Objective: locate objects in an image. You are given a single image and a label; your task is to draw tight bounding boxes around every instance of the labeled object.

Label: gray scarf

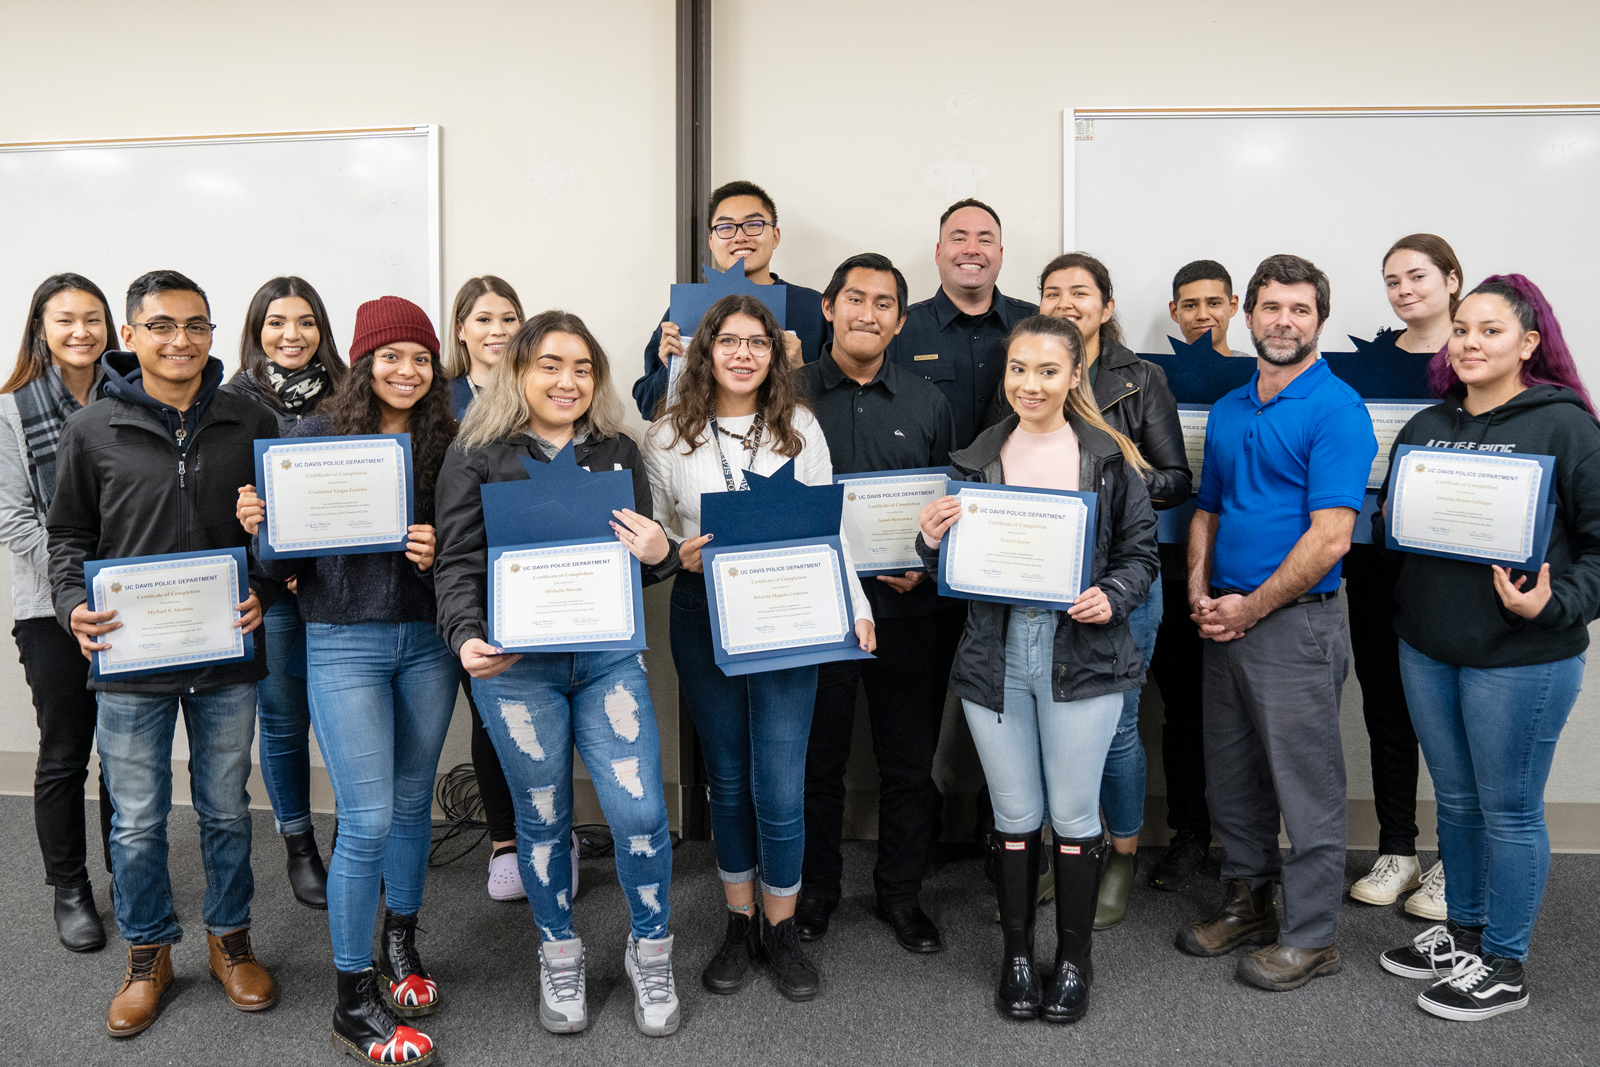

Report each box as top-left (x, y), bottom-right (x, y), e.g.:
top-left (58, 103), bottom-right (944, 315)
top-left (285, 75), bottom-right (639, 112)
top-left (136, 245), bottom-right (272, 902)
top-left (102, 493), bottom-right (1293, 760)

top-left (14, 365), bottom-right (91, 509)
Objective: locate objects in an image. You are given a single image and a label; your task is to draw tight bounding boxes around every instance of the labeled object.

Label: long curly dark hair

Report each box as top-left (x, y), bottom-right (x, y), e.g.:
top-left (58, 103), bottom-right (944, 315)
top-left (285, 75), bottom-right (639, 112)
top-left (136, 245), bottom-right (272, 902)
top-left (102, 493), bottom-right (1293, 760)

top-left (314, 351), bottom-right (458, 521)
top-left (659, 294), bottom-right (807, 457)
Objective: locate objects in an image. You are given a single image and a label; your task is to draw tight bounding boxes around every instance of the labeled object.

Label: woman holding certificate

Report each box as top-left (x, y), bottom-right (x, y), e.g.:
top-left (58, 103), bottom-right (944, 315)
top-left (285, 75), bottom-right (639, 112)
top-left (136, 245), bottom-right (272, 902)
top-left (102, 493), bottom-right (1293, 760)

top-left (220, 276), bottom-right (348, 911)
top-left (645, 294), bottom-right (874, 1004)
top-left (1376, 276), bottom-right (1600, 1023)
top-left (433, 310), bottom-right (683, 1038)
top-left (239, 296), bottom-right (457, 1066)
top-left (916, 314), bottom-right (1157, 1024)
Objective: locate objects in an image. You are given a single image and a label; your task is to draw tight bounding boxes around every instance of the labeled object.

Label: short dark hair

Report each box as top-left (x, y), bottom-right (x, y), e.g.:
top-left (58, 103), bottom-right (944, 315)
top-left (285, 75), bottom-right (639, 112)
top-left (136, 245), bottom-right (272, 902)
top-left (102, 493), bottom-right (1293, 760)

top-left (821, 253), bottom-right (908, 317)
top-left (126, 269), bottom-right (209, 321)
top-left (938, 198), bottom-right (1002, 237)
top-left (707, 180), bottom-right (777, 230)
top-left (1243, 254), bottom-right (1330, 325)
top-left (1172, 259), bottom-right (1233, 302)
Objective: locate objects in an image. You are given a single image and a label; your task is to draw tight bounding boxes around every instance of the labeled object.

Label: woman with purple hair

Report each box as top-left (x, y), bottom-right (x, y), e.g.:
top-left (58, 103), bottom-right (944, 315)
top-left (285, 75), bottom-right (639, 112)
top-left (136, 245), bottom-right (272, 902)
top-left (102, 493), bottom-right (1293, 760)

top-left (1374, 275), bottom-right (1600, 1022)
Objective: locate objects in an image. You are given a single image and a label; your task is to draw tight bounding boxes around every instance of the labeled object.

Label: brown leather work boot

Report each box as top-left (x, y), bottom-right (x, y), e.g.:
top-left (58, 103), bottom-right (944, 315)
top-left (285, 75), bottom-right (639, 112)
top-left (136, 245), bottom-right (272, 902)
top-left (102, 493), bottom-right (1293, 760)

top-left (1175, 879), bottom-right (1279, 957)
top-left (107, 944), bottom-right (173, 1037)
top-left (1237, 942), bottom-right (1343, 991)
top-left (209, 929), bottom-right (277, 1011)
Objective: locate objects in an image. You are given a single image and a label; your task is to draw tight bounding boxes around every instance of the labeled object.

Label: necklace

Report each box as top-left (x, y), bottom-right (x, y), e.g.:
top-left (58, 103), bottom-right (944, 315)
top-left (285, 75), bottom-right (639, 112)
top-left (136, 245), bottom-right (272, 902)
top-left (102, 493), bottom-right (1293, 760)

top-left (710, 411), bottom-right (765, 492)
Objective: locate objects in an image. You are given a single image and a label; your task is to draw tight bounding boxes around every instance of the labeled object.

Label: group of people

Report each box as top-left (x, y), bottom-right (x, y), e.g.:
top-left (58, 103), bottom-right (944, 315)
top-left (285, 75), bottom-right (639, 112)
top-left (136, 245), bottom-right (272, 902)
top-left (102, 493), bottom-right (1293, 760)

top-left (11, 180), bottom-right (1591, 1062)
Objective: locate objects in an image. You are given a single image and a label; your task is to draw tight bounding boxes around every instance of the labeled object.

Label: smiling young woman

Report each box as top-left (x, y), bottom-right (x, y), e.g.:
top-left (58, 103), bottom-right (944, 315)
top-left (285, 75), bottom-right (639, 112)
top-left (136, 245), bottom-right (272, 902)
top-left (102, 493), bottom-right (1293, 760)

top-left (445, 276), bottom-right (526, 418)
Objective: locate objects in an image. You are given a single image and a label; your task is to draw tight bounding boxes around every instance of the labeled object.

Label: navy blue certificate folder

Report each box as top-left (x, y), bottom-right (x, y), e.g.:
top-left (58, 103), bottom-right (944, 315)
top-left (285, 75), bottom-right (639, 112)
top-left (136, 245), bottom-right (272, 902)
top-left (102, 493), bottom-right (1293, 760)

top-left (669, 258), bottom-right (787, 337)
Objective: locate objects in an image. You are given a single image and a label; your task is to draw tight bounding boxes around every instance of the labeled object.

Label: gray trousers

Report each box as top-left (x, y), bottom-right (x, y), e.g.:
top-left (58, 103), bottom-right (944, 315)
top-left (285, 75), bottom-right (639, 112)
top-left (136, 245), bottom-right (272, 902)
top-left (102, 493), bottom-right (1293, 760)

top-left (1202, 597), bottom-right (1349, 947)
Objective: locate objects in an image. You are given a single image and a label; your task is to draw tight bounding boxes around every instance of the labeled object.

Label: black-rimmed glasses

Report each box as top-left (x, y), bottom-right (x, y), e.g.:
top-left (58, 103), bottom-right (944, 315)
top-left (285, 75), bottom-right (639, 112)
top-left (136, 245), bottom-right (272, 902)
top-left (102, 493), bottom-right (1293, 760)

top-left (131, 321), bottom-right (216, 342)
top-left (711, 220), bottom-right (773, 239)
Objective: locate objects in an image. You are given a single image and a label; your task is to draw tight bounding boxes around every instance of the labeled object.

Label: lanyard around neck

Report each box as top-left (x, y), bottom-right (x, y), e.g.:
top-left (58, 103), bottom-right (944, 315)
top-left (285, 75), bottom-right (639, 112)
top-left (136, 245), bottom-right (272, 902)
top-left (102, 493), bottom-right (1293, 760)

top-left (710, 412), bottom-right (764, 493)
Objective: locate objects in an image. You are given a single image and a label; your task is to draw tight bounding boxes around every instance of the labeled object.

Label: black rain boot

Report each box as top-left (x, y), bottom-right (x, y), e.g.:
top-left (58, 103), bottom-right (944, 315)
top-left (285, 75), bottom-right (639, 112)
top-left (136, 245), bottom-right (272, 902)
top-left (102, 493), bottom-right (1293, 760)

top-left (1043, 835), bottom-right (1105, 1023)
top-left (376, 910), bottom-right (440, 1018)
top-left (285, 828), bottom-right (328, 910)
top-left (332, 967), bottom-right (436, 1064)
top-left (993, 828), bottom-right (1043, 1019)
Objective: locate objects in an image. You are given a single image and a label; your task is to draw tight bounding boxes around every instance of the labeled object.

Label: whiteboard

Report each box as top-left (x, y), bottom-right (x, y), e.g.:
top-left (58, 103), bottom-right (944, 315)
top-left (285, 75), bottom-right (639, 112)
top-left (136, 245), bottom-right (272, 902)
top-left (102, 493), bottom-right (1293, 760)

top-left (1065, 107), bottom-right (1600, 373)
top-left (0, 126), bottom-right (439, 375)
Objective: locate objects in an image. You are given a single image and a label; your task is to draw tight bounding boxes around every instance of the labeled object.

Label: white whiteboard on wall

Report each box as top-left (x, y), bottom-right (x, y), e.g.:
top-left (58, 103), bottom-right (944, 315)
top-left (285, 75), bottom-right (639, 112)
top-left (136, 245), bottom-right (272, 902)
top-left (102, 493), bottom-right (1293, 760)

top-left (1064, 106), bottom-right (1600, 374)
top-left (0, 126), bottom-right (439, 375)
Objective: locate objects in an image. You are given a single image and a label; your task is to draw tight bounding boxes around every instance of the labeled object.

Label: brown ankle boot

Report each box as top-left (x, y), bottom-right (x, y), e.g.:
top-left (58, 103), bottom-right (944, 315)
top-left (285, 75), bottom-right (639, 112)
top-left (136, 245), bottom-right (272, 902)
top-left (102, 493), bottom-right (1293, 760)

top-left (208, 929), bottom-right (276, 1011)
top-left (108, 944), bottom-right (173, 1037)
top-left (1175, 879), bottom-right (1279, 957)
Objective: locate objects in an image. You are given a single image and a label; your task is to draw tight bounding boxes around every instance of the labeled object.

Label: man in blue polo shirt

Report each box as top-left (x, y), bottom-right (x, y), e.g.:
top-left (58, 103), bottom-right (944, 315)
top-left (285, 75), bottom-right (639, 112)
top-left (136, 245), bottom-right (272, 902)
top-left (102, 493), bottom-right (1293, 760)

top-left (1176, 254), bottom-right (1376, 993)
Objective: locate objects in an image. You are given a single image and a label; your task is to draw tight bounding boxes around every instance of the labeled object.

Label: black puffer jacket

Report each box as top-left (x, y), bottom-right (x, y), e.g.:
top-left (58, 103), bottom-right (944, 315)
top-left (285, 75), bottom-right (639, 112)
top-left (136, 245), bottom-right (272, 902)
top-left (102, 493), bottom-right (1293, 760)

top-left (916, 412), bottom-right (1159, 710)
top-left (433, 431), bottom-right (679, 656)
top-left (987, 337), bottom-right (1190, 509)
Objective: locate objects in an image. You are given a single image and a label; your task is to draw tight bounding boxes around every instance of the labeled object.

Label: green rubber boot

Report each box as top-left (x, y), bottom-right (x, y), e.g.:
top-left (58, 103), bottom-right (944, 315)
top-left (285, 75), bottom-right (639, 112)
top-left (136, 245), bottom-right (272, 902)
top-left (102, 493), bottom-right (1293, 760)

top-left (1093, 851), bottom-right (1137, 931)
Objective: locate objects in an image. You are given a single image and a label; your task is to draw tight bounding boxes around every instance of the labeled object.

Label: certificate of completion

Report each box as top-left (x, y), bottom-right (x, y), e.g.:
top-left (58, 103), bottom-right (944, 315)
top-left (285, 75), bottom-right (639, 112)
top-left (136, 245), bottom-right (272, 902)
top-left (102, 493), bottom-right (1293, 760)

top-left (836, 468), bottom-right (949, 573)
top-left (257, 435), bottom-right (411, 557)
top-left (711, 543), bottom-right (850, 656)
top-left (87, 550), bottom-right (247, 678)
top-left (1177, 405), bottom-right (1209, 489)
top-left (1390, 449), bottom-right (1548, 563)
top-left (942, 486), bottom-right (1092, 606)
top-left (491, 541), bottom-right (636, 648)
top-left (1366, 401), bottom-right (1433, 489)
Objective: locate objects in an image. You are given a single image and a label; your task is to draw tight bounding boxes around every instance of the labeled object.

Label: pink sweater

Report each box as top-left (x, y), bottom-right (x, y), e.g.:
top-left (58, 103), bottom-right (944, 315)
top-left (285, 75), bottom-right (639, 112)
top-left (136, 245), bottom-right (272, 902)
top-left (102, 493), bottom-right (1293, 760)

top-left (1000, 421), bottom-right (1080, 491)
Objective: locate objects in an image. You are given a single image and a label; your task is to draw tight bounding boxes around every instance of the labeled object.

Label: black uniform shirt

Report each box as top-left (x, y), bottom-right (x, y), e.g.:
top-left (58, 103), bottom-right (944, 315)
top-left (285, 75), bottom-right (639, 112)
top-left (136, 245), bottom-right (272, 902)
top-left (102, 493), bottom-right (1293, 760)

top-left (799, 347), bottom-right (955, 619)
top-left (885, 285), bottom-right (1037, 450)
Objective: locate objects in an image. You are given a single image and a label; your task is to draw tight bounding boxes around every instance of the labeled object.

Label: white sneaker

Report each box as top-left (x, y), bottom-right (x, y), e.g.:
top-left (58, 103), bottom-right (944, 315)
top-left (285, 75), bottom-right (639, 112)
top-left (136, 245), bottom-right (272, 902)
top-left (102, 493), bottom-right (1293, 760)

top-left (625, 934), bottom-right (681, 1037)
top-left (487, 847), bottom-right (526, 901)
top-left (538, 937), bottom-right (587, 1033)
top-left (1405, 861), bottom-right (1449, 920)
top-left (1349, 853), bottom-right (1422, 905)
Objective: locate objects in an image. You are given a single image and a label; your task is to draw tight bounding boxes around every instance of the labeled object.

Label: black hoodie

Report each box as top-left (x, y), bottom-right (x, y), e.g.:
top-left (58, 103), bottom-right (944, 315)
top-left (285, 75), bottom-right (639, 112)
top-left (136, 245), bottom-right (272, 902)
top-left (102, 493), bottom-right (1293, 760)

top-left (1378, 385), bottom-right (1600, 668)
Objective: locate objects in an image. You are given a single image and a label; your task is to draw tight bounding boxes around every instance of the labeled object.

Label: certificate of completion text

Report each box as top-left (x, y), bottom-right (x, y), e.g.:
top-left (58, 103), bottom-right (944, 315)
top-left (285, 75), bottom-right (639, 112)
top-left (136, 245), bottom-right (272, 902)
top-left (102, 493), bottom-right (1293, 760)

top-left (838, 472), bottom-right (947, 572)
top-left (1391, 452), bottom-right (1544, 563)
top-left (493, 542), bottom-right (635, 646)
top-left (93, 555), bottom-right (243, 675)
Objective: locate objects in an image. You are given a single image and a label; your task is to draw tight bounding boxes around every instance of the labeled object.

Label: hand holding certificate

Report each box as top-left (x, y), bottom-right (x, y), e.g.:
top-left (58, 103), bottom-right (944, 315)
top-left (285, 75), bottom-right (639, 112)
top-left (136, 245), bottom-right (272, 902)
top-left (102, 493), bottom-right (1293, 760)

top-left (1386, 445), bottom-right (1557, 566)
top-left (81, 548), bottom-right (255, 679)
top-left (927, 485), bottom-right (1097, 610)
top-left (252, 435), bottom-right (414, 559)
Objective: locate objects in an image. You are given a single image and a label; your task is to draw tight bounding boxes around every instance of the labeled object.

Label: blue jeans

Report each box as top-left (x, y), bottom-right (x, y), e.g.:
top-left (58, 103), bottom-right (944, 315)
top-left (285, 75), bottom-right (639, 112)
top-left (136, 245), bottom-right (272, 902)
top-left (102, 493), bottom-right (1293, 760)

top-left (670, 573), bottom-right (816, 896)
top-left (96, 683), bottom-right (259, 945)
top-left (1398, 640), bottom-right (1582, 960)
top-left (258, 596), bottom-right (312, 834)
top-left (472, 651), bottom-right (672, 941)
top-left (306, 621), bottom-right (458, 972)
top-left (1100, 581), bottom-right (1160, 838)
top-left (963, 608), bottom-right (1124, 839)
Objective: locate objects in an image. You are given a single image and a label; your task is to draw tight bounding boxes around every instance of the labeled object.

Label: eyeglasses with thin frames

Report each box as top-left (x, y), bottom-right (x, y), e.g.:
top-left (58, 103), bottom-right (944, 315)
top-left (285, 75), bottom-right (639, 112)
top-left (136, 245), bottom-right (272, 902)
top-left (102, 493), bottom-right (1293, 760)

top-left (131, 321), bottom-right (216, 343)
top-left (714, 334), bottom-right (774, 355)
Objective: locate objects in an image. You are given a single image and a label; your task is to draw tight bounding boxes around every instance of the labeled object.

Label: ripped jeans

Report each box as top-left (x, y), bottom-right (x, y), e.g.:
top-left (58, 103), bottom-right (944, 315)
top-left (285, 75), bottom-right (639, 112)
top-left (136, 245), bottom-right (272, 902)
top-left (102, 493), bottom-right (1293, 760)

top-left (472, 650), bottom-right (672, 942)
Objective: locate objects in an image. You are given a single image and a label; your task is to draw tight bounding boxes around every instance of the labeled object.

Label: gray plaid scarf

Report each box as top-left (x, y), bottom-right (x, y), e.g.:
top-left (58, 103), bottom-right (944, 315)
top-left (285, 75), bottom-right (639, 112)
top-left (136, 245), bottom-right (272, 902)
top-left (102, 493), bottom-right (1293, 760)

top-left (14, 365), bottom-right (91, 509)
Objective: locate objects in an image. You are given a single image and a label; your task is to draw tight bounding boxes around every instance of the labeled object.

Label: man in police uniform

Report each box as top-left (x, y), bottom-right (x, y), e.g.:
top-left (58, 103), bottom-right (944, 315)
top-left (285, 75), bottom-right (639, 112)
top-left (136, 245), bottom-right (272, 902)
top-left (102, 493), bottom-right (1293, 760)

top-left (793, 254), bottom-right (957, 954)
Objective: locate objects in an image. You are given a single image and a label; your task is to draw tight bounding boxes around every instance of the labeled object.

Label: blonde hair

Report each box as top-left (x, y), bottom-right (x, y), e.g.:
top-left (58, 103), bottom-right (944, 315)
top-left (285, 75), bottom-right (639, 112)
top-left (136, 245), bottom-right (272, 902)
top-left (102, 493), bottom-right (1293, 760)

top-left (446, 275), bottom-right (526, 380)
top-left (456, 310), bottom-right (627, 451)
top-left (1005, 315), bottom-right (1151, 474)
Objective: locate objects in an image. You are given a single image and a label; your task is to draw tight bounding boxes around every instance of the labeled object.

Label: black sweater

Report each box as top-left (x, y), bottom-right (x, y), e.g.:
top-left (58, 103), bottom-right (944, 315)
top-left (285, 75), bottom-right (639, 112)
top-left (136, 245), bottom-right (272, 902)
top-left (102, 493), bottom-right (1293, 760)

top-left (1379, 385), bottom-right (1600, 668)
top-left (258, 414), bottom-right (437, 626)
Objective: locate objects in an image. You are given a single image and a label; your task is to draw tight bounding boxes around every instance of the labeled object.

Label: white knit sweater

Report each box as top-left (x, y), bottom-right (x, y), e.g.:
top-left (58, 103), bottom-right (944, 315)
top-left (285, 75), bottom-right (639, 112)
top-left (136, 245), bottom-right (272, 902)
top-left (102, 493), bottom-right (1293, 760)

top-left (644, 408), bottom-right (872, 626)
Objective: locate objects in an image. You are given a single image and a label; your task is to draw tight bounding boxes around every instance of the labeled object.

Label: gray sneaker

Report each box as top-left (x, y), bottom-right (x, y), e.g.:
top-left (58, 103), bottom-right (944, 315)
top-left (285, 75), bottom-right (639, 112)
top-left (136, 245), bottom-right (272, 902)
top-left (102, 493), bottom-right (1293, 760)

top-left (625, 934), bottom-right (681, 1037)
top-left (538, 937), bottom-right (586, 1034)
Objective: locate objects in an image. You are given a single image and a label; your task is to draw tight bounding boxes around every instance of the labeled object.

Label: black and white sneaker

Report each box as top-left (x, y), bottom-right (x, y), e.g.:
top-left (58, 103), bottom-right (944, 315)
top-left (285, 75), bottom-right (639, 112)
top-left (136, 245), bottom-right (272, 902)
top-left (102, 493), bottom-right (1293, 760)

top-left (1380, 921), bottom-right (1481, 979)
top-left (1418, 952), bottom-right (1528, 1021)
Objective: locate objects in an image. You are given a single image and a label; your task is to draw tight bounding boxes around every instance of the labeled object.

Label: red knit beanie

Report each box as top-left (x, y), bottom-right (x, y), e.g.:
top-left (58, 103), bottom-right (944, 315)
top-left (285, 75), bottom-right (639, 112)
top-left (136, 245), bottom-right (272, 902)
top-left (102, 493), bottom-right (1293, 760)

top-left (350, 296), bottom-right (439, 360)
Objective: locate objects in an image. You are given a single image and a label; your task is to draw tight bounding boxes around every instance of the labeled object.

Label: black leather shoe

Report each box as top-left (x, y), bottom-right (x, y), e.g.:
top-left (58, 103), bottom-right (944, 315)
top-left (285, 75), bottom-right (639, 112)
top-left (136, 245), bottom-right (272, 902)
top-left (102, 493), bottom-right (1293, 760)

top-left (875, 903), bottom-right (944, 953)
top-left (759, 916), bottom-right (822, 1001)
top-left (794, 897), bottom-right (836, 942)
top-left (1148, 831), bottom-right (1210, 892)
top-left (54, 883), bottom-right (106, 952)
top-left (702, 909), bottom-right (758, 994)
top-left (285, 828), bottom-right (329, 910)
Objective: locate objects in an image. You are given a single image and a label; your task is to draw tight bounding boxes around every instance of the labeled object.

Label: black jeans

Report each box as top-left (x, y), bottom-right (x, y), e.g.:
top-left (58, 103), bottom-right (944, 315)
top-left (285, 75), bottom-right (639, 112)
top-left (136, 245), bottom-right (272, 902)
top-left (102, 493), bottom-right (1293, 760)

top-left (801, 604), bottom-right (961, 909)
top-left (1342, 544), bottom-right (1419, 856)
top-left (1149, 579), bottom-right (1211, 842)
top-left (18, 617), bottom-right (112, 888)
top-left (463, 671), bottom-right (517, 843)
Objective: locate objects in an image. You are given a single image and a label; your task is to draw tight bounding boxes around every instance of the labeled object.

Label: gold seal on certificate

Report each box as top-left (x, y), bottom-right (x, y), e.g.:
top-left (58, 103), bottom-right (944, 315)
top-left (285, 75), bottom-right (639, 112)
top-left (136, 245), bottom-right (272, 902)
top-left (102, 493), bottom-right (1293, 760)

top-left (1390, 450), bottom-right (1547, 563)
top-left (491, 541), bottom-right (636, 647)
top-left (259, 435), bottom-right (409, 556)
top-left (836, 469), bottom-right (949, 573)
top-left (88, 551), bottom-right (246, 677)
top-left (943, 486), bottom-right (1090, 605)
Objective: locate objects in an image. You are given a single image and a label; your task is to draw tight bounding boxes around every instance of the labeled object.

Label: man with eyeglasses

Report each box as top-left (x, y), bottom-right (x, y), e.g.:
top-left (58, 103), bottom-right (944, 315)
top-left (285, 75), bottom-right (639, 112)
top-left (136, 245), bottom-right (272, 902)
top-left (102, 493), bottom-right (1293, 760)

top-left (632, 180), bottom-right (828, 418)
top-left (47, 270), bottom-right (282, 1038)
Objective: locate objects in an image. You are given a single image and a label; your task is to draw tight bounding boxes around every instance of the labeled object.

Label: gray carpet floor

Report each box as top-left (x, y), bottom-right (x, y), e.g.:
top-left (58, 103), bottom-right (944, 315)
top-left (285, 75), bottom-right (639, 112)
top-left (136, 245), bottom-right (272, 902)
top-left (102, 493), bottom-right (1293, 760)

top-left (5, 793), bottom-right (1594, 1066)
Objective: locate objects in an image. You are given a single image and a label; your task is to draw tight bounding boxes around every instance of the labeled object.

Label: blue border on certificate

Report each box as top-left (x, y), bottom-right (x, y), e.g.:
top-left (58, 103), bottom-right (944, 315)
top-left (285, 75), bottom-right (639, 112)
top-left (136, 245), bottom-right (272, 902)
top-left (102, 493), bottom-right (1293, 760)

top-left (488, 537), bottom-right (645, 653)
top-left (702, 536), bottom-right (874, 677)
top-left (938, 484), bottom-right (1098, 610)
top-left (1385, 445), bottom-right (1556, 567)
top-left (835, 466), bottom-right (954, 575)
top-left (254, 434), bottom-right (414, 559)
top-left (1365, 399), bottom-right (1434, 490)
top-left (85, 547), bottom-right (252, 680)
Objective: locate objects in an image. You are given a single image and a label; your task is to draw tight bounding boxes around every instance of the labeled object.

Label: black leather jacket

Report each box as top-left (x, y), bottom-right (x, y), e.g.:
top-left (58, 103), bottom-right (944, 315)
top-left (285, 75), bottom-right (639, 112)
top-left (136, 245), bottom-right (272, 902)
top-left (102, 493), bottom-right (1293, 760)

top-left (986, 337), bottom-right (1191, 509)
